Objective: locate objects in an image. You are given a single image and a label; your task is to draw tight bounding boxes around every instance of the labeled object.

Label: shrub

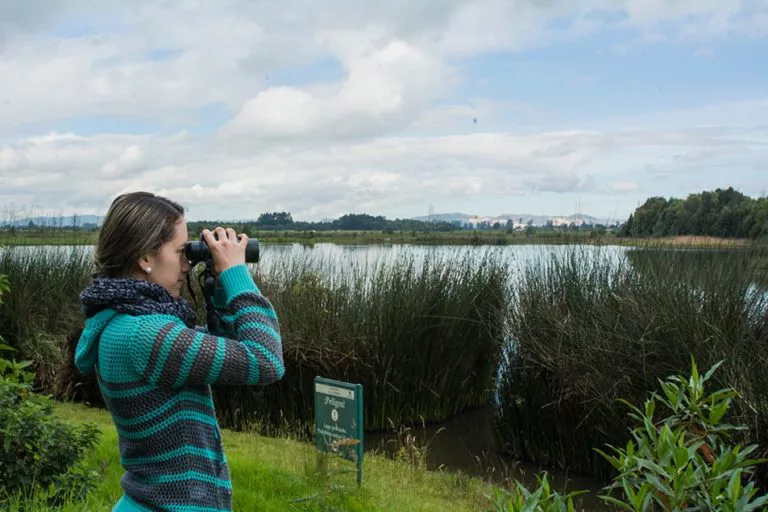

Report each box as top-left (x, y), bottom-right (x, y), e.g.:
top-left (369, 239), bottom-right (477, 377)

top-left (597, 358), bottom-right (768, 511)
top-left (489, 472), bottom-right (587, 511)
top-left (491, 359), bottom-right (768, 511)
top-left (0, 274), bottom-right (100, 507)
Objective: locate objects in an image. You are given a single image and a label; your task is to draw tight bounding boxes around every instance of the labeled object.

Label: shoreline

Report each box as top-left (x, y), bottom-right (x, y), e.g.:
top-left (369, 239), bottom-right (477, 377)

top-left (0, 231), bottom-right (756, 249)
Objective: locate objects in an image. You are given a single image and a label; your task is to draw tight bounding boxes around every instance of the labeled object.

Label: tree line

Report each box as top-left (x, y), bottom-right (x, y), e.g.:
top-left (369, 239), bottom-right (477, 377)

top-left (618, 187), bottom-right (768, 239)
top-left (187, 212), bottom-right (460, 234)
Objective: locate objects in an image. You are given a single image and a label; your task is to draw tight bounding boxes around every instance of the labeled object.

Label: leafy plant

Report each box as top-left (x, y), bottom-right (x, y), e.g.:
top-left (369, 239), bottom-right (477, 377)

top-left (596, 358), bottom-right (768, 511)
top-left (0, 275), bottom-right (101, 507)
top-left (489, 472), bottom-right (587, 512)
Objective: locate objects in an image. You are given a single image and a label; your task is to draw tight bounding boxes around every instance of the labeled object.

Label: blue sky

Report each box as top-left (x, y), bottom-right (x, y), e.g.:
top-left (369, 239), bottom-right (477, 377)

top-left (0, 0), bottom-right (766, 222)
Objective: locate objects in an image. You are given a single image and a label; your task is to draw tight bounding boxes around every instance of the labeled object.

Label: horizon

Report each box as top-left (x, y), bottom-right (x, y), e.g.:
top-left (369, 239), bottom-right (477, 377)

top-left (1, 2), bottom-right (766, 222)
top-left (0, 208), bottom-right (614, 225)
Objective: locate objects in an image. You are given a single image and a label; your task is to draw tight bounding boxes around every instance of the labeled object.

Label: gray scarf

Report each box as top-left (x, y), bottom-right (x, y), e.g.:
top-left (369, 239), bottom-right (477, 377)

top-left (80, 277), bottom-right (197, 328)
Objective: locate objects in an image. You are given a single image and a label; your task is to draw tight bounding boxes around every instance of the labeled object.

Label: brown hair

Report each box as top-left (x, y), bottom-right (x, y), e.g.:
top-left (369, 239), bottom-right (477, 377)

top-left (94, 191), bottom-right (185, 278)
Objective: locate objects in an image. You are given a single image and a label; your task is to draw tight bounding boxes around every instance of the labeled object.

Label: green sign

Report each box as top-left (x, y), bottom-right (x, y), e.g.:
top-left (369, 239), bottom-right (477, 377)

top-left (314, 377), bottom-right (364, 485)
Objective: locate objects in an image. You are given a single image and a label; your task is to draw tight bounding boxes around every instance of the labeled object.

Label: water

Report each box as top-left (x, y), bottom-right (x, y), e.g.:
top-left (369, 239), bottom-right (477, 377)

top-left (364, 406), bottom-right (611, 509)
top-left (255, 242), bottom-right (630, 274)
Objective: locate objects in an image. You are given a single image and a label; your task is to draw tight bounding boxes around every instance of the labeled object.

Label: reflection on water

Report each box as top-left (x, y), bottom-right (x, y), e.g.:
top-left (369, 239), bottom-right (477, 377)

top-left (0, 241), bottom-right (630, 266)
top-left (365, 407), bottom-right (610, 510)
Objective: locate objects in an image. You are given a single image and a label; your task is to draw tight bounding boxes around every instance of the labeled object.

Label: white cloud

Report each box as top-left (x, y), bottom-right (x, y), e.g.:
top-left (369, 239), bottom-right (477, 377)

top-left (1, 108), bottom-right (766, 220)
top-left (223, 39), bottom-right (449, 139)
top-left (0, 0), bottom-right (764, 133)
top-left (612, 181), bottom-right (640, 192)
top-left (0, 0), bottom-right (766, 221)
top-left (101, 145), bottom-right (143, 177)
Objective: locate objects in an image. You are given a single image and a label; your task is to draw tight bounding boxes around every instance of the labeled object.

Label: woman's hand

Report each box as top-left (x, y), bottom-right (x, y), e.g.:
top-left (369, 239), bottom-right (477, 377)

top-left (201, 227), bottom-right (249, 275)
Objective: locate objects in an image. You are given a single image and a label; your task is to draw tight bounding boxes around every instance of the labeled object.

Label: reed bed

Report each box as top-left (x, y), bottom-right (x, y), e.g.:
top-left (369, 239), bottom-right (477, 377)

top-left (494, 244), bottom-right (768, 481)
top-left (0, 246), bottom-right (92, 391)
top-left (208, 248), bottom-right (510, 433)
top-left (4, 241), bottom-right (767, 484)
top-left (0, 245), bottom-right (509, 433)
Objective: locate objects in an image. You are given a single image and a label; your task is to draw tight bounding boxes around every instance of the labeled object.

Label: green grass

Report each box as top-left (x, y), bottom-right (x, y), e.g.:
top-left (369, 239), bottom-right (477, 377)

top-left (0, 230), bottom-right (97, 246)
top-left (2, 228), bottom-right (754, 248)
top-left (2, 401), bottom-right (502, 511)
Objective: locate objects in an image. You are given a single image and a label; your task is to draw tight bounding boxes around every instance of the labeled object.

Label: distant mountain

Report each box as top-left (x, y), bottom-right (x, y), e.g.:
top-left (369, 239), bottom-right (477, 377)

top-left (413, 212), bottom-right (618, 227)
top-left (3, 214), bottom-right (104, 228)
top-left (3, 211), bottom-right (620, 230)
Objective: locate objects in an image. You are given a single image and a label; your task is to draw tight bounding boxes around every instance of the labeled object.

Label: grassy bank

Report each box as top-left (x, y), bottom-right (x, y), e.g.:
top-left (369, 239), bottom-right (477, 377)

top-left (495, 245), bottom-right (768, 481)
top-left (2, 401), bottom-right (500, 511)
top-left (1, 228), bottom-right (756, 248)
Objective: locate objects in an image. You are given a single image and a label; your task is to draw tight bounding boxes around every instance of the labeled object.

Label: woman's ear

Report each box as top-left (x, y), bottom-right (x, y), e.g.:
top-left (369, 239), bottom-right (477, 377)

top-left (137, 254), bottom-right (153, 275)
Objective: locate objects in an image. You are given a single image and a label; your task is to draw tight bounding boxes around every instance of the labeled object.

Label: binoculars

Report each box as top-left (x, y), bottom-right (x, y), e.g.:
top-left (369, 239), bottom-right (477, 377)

top-left (185, 236), bottom-right (260, 265)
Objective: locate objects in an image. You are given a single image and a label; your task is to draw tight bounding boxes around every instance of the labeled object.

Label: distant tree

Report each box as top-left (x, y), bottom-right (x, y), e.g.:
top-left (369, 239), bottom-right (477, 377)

top-left (618, 187), bottom-right (768, 239)
top-left (257, 211), bottom-right (294, 226)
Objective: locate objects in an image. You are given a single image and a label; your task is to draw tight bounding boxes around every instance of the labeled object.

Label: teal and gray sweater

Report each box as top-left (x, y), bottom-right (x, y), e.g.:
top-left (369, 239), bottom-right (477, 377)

top-left (75, 264), bottom-right (285, 511)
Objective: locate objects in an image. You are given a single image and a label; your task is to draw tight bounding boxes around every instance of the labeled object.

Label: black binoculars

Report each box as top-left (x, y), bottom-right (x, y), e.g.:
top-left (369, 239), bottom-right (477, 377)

top-left (185, 235), bottom-right (260, 265)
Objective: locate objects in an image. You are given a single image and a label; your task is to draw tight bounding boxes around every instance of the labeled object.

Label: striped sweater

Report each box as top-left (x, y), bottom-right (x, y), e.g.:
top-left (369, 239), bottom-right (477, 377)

top-left (75, 264), bottom-right (285, 511)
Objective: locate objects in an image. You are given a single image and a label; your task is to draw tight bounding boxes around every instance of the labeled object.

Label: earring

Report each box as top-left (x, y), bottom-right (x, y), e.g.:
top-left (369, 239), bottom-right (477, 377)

top-left (145, 267), bottom-right (152, 274)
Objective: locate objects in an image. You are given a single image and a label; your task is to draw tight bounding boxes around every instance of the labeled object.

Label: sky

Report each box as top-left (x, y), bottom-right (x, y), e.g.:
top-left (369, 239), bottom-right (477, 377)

top-left (0, 0), bottom-right (766, 223)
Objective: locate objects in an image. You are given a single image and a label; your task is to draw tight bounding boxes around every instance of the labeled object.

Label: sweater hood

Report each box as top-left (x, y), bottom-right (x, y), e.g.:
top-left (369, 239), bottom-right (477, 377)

top-left (74, 309), bottom-right (119, 375)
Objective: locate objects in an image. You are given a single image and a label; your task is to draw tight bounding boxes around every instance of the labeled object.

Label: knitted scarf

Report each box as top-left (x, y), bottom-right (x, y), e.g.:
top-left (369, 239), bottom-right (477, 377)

top-left (80, 277), bottom-right (198, 329)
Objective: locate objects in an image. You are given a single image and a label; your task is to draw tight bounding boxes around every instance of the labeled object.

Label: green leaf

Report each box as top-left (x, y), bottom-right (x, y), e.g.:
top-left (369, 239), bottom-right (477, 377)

top-left (521, 485), bottom-right (544, 512)
top-left (710, 399), bottom-right (730, 424)
top-left (703, 360), bottom-right (725, 382)
top-left (600, 495), bottom-right (636, 511)
top-left (726, 470), bottom-right (742, 498)
top-left (743, 495), bottom-right (768, 512)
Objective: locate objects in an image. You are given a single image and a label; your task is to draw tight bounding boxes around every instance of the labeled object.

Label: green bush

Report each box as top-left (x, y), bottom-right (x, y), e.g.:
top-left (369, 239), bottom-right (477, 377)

top-left (489, 472), bottom-right (586, 511)
top-left (0, 274), bottom-right (100, 507)
top-left (491, 359), bottom-right (768, 511)
top-left (597, 358), bottom-right (768, 511)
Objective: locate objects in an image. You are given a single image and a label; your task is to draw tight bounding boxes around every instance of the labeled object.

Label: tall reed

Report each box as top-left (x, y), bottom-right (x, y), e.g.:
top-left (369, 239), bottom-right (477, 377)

top-left (0, 246), bottom-right (92, 391)
top-left (209, 248), bottom-right (510, 432)
top-left (6, 245), bottom-right (509, 432)
top-left (494, 244), bottom-right (768, 481)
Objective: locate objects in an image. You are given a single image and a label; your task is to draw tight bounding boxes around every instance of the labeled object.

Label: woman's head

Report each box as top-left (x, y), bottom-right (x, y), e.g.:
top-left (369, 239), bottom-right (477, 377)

top-left (95, 191), bottom-right (192, 297)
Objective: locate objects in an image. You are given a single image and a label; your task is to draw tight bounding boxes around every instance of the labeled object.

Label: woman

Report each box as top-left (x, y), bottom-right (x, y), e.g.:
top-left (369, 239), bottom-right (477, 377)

top-left (74, 191), bottom-right (285, 511)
